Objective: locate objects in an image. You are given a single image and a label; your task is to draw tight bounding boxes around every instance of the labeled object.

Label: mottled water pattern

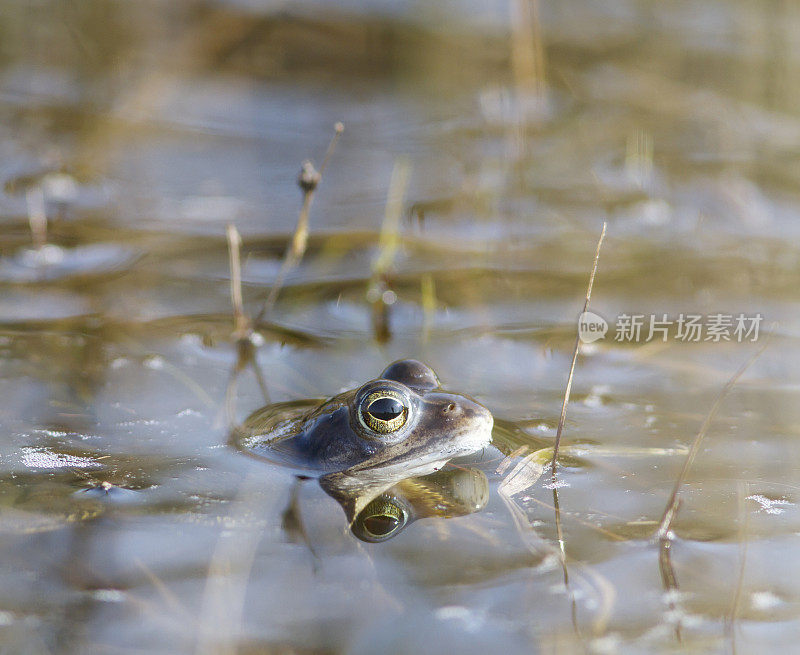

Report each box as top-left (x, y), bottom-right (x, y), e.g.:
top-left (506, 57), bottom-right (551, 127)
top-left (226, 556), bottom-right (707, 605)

top-left (1, 1), bottom-right (800, 653)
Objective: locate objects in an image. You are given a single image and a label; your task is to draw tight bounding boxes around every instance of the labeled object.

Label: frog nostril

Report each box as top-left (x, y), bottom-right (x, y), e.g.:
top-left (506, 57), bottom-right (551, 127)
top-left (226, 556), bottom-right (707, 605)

top-left (444, 403), bottom-right (456, 412)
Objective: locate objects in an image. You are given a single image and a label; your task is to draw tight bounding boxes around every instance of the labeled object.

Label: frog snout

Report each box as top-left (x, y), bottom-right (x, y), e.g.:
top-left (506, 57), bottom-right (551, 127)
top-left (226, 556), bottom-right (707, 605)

top-left (437, 397), bottom-right (494, 453)
top-left (441, 397), bottom-right (493, 428)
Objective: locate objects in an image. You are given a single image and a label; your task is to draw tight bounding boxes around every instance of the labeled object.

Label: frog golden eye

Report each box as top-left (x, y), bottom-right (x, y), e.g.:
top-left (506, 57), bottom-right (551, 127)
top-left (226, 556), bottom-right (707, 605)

top-left (363, 512), bottom-right (402, 538)
top-left (358, 390), bottom-right (408, 434)
top-left (355, 497), bottom-right (408, 542)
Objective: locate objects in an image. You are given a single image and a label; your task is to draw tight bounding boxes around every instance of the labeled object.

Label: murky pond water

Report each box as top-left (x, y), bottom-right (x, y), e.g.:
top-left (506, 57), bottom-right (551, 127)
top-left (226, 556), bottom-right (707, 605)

top-left (2, 1), bottom-right (800, 653)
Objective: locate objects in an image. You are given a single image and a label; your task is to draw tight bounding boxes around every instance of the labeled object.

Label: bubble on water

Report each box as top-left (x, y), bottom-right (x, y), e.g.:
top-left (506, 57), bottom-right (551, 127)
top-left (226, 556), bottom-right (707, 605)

top-left (543, 478), bottom-right (569, 490)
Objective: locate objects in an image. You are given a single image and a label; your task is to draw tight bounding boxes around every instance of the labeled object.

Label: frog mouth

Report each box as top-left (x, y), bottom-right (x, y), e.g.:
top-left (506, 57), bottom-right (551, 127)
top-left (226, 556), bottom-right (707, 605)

top-left (350, 415), bottom-right (494, 481)
top-left (454, 412), bottom-right (494, 455)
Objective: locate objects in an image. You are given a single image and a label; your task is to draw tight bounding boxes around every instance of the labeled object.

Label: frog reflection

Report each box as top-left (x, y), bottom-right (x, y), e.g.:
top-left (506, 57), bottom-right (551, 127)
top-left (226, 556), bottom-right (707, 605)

top-left (322, 466), bottom-right (489, 543)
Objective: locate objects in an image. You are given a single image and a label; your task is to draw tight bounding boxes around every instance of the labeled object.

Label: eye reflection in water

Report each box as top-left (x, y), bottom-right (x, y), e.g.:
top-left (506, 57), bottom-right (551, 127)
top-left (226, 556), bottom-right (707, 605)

top-left (354, 496), bottom-right (409, 542)
top-left (321, 466), bottom-right (490, 543)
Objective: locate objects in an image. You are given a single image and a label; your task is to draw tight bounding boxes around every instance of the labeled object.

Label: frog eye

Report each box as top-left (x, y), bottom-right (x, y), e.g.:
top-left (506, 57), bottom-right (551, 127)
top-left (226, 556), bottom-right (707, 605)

top-left (363, 512), bottom-right (403, 538)
top-left (358, 389), bottom-right (409, 434)
top-left (354, 497), bottom-right (408, 542)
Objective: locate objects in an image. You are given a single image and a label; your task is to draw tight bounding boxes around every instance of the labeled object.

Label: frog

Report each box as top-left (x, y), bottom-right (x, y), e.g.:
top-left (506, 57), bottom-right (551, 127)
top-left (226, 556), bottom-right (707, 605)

top-left (236, 359), bottom-right (494, 481)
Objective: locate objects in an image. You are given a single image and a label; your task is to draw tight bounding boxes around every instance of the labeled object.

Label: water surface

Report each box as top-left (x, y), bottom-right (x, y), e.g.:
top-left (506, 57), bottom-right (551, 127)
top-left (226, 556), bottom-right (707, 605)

top-left (1, 1), bottom-right (799, 653)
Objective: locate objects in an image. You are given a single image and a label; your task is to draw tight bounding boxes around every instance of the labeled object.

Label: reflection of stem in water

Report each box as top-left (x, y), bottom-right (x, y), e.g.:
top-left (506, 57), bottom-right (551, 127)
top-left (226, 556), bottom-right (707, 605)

top-left (255, 123), bottom-right (344, 324)
top-left (498, 484), bottom-right (616, 638)
top-left (222, 337), bottom-right (270, 430)
top-left (726, 481), bottom-right (750, 655)
top-left (196, 472), bottom-right (276, 655)
top-left (654, 339), bottom-right (770, 541)
top-left (550, 489), bottom-right (617, 639)
top-left (551, 221), bottom-right (606, 477)
top-left (222, 224), bottom-right (270, 428)
top-left (653, 342), bottom-right (769, 646)
top-left (551, 485), bottom-right (580, 636)
top-left (281, 476), bottom-right (317, 563)
top-left (657, 498), bottom-right (682, 642)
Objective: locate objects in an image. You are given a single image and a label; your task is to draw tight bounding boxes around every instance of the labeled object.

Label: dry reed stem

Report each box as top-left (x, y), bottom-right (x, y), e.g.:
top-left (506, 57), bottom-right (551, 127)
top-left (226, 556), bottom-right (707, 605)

top-left (226, 223), bottom-right (250, 340)
top-left (550, 221), bottom-right (606, 477)
top-left (420, 273), bottom-right (436, 343)
top-left (368, 158), bottom-right (411, 342)
top-left (374, 158), bottom-right (410, 277)
top-left (256, 123), bottom-right (344, 322)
